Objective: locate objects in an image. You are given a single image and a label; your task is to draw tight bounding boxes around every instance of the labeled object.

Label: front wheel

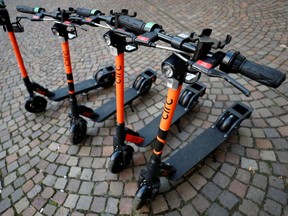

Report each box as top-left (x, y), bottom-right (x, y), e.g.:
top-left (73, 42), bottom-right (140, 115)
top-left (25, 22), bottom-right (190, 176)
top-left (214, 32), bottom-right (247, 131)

top-left (69, 118), bottom-right (87, 144)
top-left (108, 145), bottom-right (134, 173)
top-left (24, 96), bottom-right (47, 113)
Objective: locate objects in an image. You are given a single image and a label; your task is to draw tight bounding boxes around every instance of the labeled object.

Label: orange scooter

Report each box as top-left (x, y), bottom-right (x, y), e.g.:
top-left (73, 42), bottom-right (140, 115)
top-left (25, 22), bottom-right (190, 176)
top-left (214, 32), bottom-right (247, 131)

top-left (1, 2), bottom-right (115, 115)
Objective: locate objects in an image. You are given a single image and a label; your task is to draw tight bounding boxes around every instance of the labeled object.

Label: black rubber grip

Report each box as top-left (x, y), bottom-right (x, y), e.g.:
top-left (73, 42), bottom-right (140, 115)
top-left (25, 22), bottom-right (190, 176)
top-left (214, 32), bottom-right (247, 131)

top-left (16, 5), bottom-right (43, 14)
top-left (118, 15), bottom-right (146, 34)
top-left (0, 0), bottom-right (6, 8)
top-left (75, 7), bottom-right (101, 17)
top-left (240, 60), bottom-right (286, 88)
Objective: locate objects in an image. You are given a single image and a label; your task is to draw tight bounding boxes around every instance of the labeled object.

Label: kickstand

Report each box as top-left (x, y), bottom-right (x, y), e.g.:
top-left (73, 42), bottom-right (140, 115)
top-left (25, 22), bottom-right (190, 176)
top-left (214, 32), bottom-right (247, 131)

top-left (128, 102), bottom-right (134, 112)
top-left (85, 93), bottom-right (89, 100)
top-left (212, 154), bottom-right (217, 163)
top-left (175, 120), bottom-right (182, 132)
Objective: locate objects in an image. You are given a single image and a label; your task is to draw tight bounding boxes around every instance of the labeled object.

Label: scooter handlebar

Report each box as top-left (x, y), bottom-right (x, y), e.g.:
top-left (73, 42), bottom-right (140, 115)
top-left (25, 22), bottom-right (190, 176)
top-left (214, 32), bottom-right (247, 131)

top-left (240, 60), bottom-right (285, 88)
top-left (118, 15), bottom-right (146, 34)
top-left (0, 0), bottom-right (5, 8)
top-left (16, 5), bottom-right (45, 14)
top-left (75, 7), bottom-right (101, 17)
top-left (220, 51), bottom-right (286, 88)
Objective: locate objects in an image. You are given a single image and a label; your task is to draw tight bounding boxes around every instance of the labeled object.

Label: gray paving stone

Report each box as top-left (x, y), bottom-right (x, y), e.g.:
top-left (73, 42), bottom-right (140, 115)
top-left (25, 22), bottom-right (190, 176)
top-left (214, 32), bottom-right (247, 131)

top-left (246, 186), bottom-right (265, 204)
top-left (55, 165), bottom-right (69, 177)
top-left (263, 199), bottom-right (282, 216)
top-left (201, 182), bottom-right (222, 202)
top-left (76, 195), bottom-right (93, 210)
top-left (64, 194), bottom-right (79, 208)
top-left (43, 204), bottom-right (57, 216)
top-left (79, 182), bottom-right (94, 194)
top-left (239, 199), bottom-right (259, 216)
top-left (43, 175), bottom-right (57, 187)
top-left (252, 174), bottom-right (267, 190)
top-left (27, 184), bottom-right (42, 199)
top-left (105, 198), bottom-right (119, 214)
top-left (206, 203), bottom-right (229, 216)
top-left (267, 187), bottom-right (287, 205)
top-left (11, 188), bottom-right (24, 203)
top-left (80, 168), bottom-right (93, 180)
top-left (0, 198), bottom-right (11, 214)
top-left (54, 207), bottom-right (70, 216)
top-left (218, 191), bottom-right (240, 209)
top-left (180, 204), bottom-right (199, 216)
top-left (54, 178), bottom-right (68, 190)
top-left (15, 197), bottom-right (29, 214)
top-left (1, 185), bottom-right (14, 199)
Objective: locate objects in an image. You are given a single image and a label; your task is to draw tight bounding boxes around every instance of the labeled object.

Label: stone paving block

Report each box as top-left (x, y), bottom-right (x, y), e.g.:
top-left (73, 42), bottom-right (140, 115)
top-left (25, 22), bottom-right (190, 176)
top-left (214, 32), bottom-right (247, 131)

top-left (90, 197), bottom-right (106, 213)
top-left (105, 197), bottom-right (119, 214)
top-left (0, 198), bottom-right (11, 214)
top-left (263, 199), bottom-right (282, 216)
top-left (188, 173), bottom-right (208, 190)
top-left (267, 187), bottom-right (287, 205)
top-left (15, 197), bottom-right (29, 214)
top-left (79, 182), bottom-right (94, 195)
top-left (229, 180), bottom-right (247, 198)
top-left (64, 194), bottom-right (79, 208)
top-left (246, 186), bottom-right (265, 204)
top-left (206, 203), bottom-right (229, 216)
top-left (76, 195), bottom-right (93, 210)
top-left (252, 174), bottom-right (267, 190)
top-left (239, 199), bottom-right (260, 216)
top-left (43, 204), bottom-right (57, 216)
top-left (192, 194), bottom-right (210, 213)
top-left (201, 182), bottom-right (222, 201)
top-left (218, 191), bottom-right (240, 209)
top-left (176, 181), bottom-right (197, 201)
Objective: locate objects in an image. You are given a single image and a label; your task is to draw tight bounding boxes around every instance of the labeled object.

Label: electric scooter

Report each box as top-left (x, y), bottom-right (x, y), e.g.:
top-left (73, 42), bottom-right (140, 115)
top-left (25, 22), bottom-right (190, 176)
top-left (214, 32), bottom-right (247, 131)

top-left (99, 14), bottom-right (286, 209)
top-left (16, 6), bottom-right (157, 144)
top-left (134, 30), bottom-right (285, 210)
top-left (71, 8), bottom-right (208, 172)
top-left (1, 3), bottom-right (115, 114)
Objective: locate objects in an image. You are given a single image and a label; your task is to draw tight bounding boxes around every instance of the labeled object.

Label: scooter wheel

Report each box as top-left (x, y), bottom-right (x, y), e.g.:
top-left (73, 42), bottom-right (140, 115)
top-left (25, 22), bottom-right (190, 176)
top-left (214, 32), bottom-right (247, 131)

top-left (69, 118), bottom-right (87, 144)
top-left (218, 114), bottom-right (235, 132)
top-left (140, 79), bottom-right (152, 96)
top-left (179, 91), bottom-right (192, 107)
top-left (95, 70), bottom-right (115, 88)
top-left (133, 184), bottom-right (152, 210)
top-left (25, 96), bottom-right (47, 113)
top-left (133, 76), bottom-right (145, 91)
top-left (108, 145), bottom-right (134, 173)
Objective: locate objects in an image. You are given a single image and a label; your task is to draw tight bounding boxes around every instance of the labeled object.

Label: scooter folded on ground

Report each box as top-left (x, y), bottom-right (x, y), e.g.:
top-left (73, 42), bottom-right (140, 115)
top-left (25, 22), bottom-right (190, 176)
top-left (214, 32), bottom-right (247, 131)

top-left (1, 3), bottom-right (115, 115)
top-left (94, 13), bottom-right (285, 209)
top-left (16, 6), bottom-right (157, 144)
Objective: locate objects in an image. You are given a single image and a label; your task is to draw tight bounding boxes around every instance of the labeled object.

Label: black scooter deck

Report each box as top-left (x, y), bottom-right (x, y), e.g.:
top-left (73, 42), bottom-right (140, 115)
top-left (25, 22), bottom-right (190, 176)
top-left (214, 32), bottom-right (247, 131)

top-left (165, 102), bottom-right (253, 181)
top-left (93, 87), bottom-right (139, 122)
top-left (93, 68), bottom-right (157, 122)
top-left (137, 82), bottom-right (206, 147)
top-left (50, 78), bottom-right (98, 101)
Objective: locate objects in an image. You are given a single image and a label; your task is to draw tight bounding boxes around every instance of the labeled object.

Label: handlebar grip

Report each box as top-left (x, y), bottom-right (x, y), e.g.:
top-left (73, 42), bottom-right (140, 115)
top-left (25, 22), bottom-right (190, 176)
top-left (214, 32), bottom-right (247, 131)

top-left (16, 5), bottom-right (44, 14)
top-left (75, 7), bottom-right (101, 17)
top-left (118, 15), bottom-right (146, 34)
top-left (0, 0), bottom-right (5, 8)
top-left (220, 50), bottom-right (286, 88)
top-left (239, 60), bottom-right (286, 88)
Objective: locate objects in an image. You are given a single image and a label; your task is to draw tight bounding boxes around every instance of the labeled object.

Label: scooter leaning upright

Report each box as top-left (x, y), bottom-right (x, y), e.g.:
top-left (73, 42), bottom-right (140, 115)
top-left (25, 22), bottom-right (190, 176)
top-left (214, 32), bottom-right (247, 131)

top-left (1, 3), bottom-right (115, 114)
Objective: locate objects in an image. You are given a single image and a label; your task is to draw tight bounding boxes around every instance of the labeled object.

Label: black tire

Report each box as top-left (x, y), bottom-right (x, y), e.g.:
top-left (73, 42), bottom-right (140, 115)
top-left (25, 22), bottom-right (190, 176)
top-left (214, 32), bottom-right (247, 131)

top-left (95, 70), bottom-right (115, 88)
top-left (69, 118), bottom-right (87, 144)
top-left (179, 91), bottom-right (192, 107)
top-left (218, 114), bottom-right (235, 132)
top-left (24, 96), bottom-right (47, 113)
top-left (133, 184), bottom-right (152, 210)
top-left (133, 76), bottom-right (144, 91)
top-left (108, 145), bottom-right (134, 173)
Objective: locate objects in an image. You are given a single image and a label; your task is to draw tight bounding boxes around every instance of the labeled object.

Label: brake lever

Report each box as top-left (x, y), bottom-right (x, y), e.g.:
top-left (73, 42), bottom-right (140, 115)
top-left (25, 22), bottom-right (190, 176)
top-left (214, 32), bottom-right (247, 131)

top-left (174, 52), bottom-right (251, 96)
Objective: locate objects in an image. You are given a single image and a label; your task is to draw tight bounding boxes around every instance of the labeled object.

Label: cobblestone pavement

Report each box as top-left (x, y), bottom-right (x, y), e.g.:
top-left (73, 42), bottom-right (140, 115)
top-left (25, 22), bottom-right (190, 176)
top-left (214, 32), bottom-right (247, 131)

top-left (0, 0), bottom-right (287, 215)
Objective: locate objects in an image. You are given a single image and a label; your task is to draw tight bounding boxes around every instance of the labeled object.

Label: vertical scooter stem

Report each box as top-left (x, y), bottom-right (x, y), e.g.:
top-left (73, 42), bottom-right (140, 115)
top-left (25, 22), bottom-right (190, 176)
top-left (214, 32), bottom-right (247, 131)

top-left (61, 37), bottom-right (79, 118)
top-left (115, 53), bottom-right (125, 124)
top-left (146, 85), bottom-right (182, 182)
top-left (8, 31), bottom-right (34, 96)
